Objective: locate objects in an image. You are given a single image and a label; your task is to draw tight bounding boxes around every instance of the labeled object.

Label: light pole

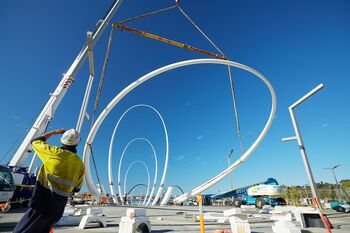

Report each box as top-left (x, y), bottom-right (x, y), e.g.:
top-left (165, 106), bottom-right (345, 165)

top-left (225, 149), bottom-right (234, 190)
top-left (282, 83), bottom-right (324, 206)
top-left (324, 164), bottom-right (342, 200)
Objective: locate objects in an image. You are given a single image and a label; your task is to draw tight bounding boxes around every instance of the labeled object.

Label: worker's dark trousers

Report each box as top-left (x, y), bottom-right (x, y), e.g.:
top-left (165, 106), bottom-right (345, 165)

top-left (13, 208), bottom-right (61, 233)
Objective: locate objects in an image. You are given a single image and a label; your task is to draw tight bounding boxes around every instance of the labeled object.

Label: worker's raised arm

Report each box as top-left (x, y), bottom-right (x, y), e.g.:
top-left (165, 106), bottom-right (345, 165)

top-left (31, 129), bottom-right (66, 163)
top-left (41, 129), bottom-right (66, 140)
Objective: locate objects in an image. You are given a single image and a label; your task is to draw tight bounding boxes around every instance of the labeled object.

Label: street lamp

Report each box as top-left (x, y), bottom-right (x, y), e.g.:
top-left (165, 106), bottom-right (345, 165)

top-left (324, 164), bottom-right (342, 200)
top-left (225, 149), bottom-right (234, 190)
top-left (282, 83), bottom-right (324, 207)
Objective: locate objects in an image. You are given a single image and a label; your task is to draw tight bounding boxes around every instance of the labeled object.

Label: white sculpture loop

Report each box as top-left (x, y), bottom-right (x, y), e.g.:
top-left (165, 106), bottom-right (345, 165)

top-left (123, 160), bottom-right (150, 206)
top-left (108, 104), bottom-right (168, 206)
top-left (116, 138), bottom-right (156, 205)
top-left (83, 58), bottom-right (276, 204)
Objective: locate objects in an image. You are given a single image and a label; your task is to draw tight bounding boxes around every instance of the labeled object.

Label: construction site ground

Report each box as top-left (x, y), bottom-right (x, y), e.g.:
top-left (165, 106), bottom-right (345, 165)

top-left (1, 205), bottom-right (349, 233)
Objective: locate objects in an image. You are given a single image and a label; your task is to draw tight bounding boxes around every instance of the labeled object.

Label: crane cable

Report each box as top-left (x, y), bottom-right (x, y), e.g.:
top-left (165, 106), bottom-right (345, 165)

top-left (116, 5), bottom-right (178, 25)
top-left (88, 27), bottom-right (115, 201)
top-left (177, 4), bottom-right (244, 153)
top-left (87, 4), bottom-right (176, 202)
top-left (92, 3), bottom-right (177, 124)
top-left (91, 27), bottom-right (115, 127)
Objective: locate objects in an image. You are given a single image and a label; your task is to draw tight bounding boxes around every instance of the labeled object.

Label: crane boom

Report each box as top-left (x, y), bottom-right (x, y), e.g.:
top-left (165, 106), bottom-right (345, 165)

top-left (9, 0), bottom-right (124, 166)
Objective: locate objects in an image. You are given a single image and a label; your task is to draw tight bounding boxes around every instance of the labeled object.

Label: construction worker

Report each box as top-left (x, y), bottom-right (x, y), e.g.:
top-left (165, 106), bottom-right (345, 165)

top-left (13, 128), bottom-right (85, 233)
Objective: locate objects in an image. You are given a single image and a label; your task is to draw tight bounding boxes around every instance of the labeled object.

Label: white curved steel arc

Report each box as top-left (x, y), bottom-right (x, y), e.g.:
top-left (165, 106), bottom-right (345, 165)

top-left (123, 160), bottom-right (150, 206)
top-left (108, 104), bottom-right (165, 206)
top-left (116, 138), bottom-right (155, 204)
top-left (83, 59), bottom-right (276, 203)
top-left (173, 64), bottom-right (276, 203)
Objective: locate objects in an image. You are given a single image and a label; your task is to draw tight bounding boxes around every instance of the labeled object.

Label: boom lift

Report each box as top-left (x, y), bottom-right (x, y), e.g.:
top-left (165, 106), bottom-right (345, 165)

top-left (211, 178), bottom-right (286, 209)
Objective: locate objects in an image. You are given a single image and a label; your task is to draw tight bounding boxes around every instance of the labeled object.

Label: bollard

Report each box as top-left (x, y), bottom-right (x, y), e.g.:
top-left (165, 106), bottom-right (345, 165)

top-left (197, 194), bottom-right (205, 233)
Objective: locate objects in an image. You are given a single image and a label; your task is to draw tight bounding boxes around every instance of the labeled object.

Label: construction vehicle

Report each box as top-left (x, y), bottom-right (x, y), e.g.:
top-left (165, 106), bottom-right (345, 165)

top-left (8, 166), bottom-right (36, 208)
top-left (0, 165), bottom-right (15, 211)
top-left (211, 178), bottom-right (286, 209)
top-left (0, 0), bottom-right (123, 209)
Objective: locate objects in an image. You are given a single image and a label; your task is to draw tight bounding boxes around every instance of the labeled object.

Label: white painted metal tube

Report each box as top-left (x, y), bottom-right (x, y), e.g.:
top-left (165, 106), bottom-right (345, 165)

top-left (123, 160), bottom-right (150, 206)
top-left (289, 83), bottom-right (324, 109)
top-left (83, 59), bottom-right (276, 202)
top-left (11, 0), bottom-right (124, 167)
top-left (76, 32), bottom-right (95, 133)
top-left (76, 75), bottom-right (94, 133)
top-left (108, 104), bottom-right (166, 206)
top-left (160, 186), bottom-right (173, 206)
top-left (28, 154), bottom-right (37, 173)
top-left (116, 138), bottom-right (157, 205)
top-left (173, 61), bottom-right (276, 203)
top-left (287, 83), bottom-right (325, 205)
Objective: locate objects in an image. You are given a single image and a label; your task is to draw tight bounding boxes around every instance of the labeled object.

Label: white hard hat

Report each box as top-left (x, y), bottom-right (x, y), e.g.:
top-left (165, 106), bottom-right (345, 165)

top-left (60, 129), bottom-right (80, 146)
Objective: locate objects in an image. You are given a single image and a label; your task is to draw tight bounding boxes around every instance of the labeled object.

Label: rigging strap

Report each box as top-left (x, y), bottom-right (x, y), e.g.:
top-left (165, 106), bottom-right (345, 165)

top-left (88, 28), bottom-right (115, 201)
top-left (91, 27), bottom-right (115, 128)
top-left (113, 24), bottom-right (227, 60)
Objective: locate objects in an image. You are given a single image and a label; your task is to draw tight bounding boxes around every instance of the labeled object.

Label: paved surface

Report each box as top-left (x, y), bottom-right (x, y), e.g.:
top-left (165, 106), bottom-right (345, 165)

top-left (1, 205), bottom-right (349, 232)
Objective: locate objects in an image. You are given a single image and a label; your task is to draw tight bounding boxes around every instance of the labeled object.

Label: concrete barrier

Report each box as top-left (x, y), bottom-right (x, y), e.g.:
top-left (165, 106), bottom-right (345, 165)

top-left (119, 208), bottom-right (151, 233)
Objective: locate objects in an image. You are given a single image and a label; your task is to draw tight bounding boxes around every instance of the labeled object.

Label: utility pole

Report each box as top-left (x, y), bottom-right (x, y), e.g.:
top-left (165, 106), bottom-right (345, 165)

top-left (324, 164), bottom-right (342, 200)
top-left (282, 83), bottom-right (324, 206)
top-left (225, 149), bottom-right (234, 190)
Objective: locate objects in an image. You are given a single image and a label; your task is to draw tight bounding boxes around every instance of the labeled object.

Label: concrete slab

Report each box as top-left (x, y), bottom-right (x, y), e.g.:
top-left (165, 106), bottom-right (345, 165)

top-left (0, 205), bottom-right (349, 233)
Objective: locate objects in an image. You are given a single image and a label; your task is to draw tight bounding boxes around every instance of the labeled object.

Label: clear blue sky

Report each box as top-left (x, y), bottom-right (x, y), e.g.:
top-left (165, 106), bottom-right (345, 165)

top-left (0, 0), bottom-right (349, 195)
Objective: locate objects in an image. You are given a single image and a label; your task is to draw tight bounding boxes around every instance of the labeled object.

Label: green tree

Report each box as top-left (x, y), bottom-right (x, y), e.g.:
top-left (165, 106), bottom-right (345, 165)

top-left (290, 187), bottom-right (301, 206)
top-left (340, 180), bottom-right (350, 188)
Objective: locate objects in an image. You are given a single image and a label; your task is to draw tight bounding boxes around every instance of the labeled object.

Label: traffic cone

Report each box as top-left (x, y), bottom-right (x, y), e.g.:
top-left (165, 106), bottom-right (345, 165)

top-left (49, 228), bottom-right (54, 233)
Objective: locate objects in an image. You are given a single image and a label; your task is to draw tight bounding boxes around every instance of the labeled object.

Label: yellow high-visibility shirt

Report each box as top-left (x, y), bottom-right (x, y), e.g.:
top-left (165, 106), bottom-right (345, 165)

top-left (32, 139), bottom-right (84, 197)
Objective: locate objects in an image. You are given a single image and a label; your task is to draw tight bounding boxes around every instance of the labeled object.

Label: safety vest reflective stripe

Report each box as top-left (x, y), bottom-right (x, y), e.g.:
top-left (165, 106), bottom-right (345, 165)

top-left (47, 174), bottom-right (76, 187)
top-left (42, 183), bottom-right (71, 197)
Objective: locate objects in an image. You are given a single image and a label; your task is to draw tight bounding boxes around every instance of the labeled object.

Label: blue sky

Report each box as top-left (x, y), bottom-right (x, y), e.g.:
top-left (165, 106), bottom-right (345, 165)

top-left (0, 0), bottom-right (349, 195)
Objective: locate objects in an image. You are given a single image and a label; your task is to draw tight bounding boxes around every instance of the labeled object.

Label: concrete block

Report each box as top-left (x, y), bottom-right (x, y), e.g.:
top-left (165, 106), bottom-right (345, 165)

top-left (119, 216), bottom-right (151, 233)
top-left (229, 217), bottom-right (251, 233)
top-left (224, 208), bottom-right (242, 216)
top-left (126, 208), bottom-right (146, 217)
top-left (78, 215), bottom-right (107, 229)
top-left (78, 207), bottom-right (107, 229)
top-left (87, 207), bottom-right (103, 216)
top-left (293, 207), bottom-right (317, 224)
